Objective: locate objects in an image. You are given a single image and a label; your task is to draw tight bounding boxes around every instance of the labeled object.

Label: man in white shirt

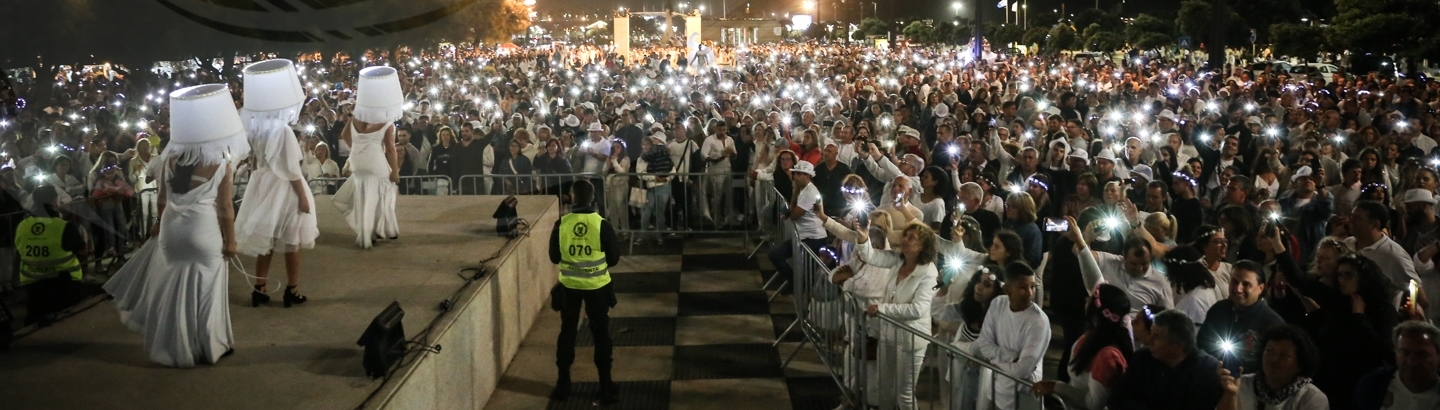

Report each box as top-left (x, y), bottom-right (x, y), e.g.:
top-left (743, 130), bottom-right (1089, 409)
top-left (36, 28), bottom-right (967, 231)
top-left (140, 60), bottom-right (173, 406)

top-left (700, 120), bottom-right (736, 225)
top-left (766, 161), bottom-right (828, 295)
top-left (976, 264), bottom-right (1052, 410)
top-left (580, 122), bottom-right (611, 174)
top-left (1070, 219), bottom-right (1176, 311)
top-left (1348, 201), bottom-right (1422, 295)
top-left (1354, 321), bottom-right (1440, 409)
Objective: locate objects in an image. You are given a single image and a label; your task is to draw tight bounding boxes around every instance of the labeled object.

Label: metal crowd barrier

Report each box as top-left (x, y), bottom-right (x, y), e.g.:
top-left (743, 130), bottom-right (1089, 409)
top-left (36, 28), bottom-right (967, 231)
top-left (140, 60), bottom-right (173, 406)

top-left (456, 173), bottom-right (583, 197)
top-left (304, 175), bottom-right (454, 196)
top-left (455, 171), bottom-right (763, 253)
top-left (760, 187), bottom-right (793, 298)
top-left (780, 220), bottom-right (870, 406)
top-left (782, 220), bottom-right (1073, 410)
top-left (602, 171), bottom-right (760, 246)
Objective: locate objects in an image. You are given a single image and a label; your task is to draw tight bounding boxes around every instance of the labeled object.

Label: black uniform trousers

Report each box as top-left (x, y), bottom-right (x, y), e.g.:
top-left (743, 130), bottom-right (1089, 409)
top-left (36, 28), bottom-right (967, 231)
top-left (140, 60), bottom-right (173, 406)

top-left (555, 282), bottom-right (617, 379)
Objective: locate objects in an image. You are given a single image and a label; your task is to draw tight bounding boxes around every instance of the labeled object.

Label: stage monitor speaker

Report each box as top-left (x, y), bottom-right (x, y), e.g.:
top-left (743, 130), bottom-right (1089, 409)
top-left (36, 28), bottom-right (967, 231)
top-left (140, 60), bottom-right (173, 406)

top-left (356, 301), bottom-right (406, 378)
top-left (493, 195), bottom-right (522, 237)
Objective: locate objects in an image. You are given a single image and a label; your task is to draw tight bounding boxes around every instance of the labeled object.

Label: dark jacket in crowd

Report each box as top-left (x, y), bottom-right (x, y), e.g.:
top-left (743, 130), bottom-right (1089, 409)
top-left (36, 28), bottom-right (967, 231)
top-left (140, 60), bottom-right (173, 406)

top-left (1270, 249), bottom-right (1397, 410)
top-left (1198, 299), bottom-right (1286, 374)
top-left (1170, 196), bottom-right (1206, 243)
top-left (641, 145), bottom-right (673, 175)
top-left (967, 208), bottom-right (1002, 246)
top-left (813, 160), bottom-right (851, 217)
top-left (1108, 349), bottom-right (1225, 410)
top-left (1278, 190), bottom-right (1334, 263)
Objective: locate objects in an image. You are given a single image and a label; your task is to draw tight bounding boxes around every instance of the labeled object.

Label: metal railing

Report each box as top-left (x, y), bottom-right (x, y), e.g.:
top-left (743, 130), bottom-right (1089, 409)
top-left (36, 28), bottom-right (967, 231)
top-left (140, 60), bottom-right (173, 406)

top-left (303, 175), bottom-right (454, 196)
top-left (601, 171), bottom-right (759, 243)
top-left (782, 218), bottom-right (1074, 410)
top-left (779, 221), bottom-right (870, 406)
top-left (456, 173), bottom-right (581, 197)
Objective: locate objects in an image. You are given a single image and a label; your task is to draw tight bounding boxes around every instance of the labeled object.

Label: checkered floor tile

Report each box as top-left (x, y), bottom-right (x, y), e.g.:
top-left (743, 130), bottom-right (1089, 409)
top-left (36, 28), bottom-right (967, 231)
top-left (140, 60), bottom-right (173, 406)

top-left (489, 235), bottom-right (823, 410)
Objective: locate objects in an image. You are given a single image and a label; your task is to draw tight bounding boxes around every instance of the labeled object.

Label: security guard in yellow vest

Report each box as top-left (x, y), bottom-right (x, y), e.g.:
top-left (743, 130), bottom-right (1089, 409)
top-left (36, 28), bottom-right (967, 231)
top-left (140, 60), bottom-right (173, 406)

top-left (16, 186), bottom-right (87, 325)
top-left (548, 179), bottom-right (621, 405)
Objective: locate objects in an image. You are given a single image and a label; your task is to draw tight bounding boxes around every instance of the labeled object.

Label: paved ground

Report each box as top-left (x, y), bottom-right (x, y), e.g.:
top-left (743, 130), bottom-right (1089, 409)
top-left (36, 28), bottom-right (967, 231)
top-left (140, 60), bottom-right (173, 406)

top-left (484, 235), bottom-right (852, 410)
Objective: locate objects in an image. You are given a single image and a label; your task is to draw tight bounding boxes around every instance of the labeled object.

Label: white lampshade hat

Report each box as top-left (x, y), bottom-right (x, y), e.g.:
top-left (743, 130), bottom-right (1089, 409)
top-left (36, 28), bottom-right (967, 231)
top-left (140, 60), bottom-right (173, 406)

top-left (167, 84), bottom-right (250, 165)
top-left (240, 59), bottom-right (305, 125)
top-left (354, 66), bottom-right (404, 124)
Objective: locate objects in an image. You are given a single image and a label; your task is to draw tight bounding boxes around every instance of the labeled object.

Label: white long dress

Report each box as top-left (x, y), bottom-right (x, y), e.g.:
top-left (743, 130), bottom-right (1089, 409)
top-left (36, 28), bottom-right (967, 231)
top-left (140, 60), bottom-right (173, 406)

top-left (333, 122), bottom-right (399, 248)
top-left (235, 127), bottom-right (319, 255)
top-left (104, 159), bottom-right (235, 368)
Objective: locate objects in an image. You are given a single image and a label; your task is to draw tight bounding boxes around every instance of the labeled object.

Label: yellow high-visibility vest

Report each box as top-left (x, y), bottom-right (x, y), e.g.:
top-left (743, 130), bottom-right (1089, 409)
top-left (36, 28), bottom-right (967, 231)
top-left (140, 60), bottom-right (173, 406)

top-left (15, 216), bottom-right (81, 285)
top-left (558, 213), bottom-right (610, 290)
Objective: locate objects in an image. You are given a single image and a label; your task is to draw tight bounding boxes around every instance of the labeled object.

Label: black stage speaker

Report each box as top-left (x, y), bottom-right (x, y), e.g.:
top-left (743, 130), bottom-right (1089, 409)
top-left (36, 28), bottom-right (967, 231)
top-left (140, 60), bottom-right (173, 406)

top-left (493, 195), bottom-right (522, 237)
top-left (356, 301), bottom-right (406, 378)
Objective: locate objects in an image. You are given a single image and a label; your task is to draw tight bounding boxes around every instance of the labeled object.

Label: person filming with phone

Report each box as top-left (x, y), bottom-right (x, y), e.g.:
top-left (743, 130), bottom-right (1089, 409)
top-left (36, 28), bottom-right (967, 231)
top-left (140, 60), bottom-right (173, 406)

top-left (1065, 214), bottom-right (1175, 312)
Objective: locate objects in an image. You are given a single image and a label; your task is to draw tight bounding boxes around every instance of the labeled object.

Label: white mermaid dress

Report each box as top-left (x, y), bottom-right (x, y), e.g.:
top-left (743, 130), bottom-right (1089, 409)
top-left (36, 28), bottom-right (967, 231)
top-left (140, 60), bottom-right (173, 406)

top-left (234, 126), bottom-right (319, 255)
top-left (333, 122), bottom-right (399, 248)
top-left (104, 159), bottom-right (235, 368)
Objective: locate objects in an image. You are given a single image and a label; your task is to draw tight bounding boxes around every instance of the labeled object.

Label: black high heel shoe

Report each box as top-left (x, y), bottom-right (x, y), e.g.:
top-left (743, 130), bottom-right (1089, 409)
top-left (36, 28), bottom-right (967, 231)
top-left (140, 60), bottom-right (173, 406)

top-left (284, 285), bottom-right (308, 308)
top-left (251, 284), bottom-right (271, 307)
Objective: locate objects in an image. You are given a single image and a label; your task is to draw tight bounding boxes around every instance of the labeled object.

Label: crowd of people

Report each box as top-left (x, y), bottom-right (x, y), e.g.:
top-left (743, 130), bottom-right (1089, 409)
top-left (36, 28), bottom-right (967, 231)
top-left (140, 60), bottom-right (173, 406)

top-left (4, 37), bottom-right (1440, 407)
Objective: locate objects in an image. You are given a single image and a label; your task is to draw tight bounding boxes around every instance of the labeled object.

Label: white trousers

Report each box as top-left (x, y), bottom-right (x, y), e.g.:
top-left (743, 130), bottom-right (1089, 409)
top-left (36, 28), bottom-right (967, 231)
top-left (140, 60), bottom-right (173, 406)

top-left (878, 341), bottom-right (928, 410)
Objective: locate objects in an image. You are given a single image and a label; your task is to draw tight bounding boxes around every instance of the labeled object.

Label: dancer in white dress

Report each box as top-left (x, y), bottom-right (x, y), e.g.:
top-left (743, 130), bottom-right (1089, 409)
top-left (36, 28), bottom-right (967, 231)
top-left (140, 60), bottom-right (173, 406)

top-left (235, 59), bottom-right (319, 307)
top-left (333, 66), bottom-right (402, 249)
top-left (103, 83), bottom-right (248, 367)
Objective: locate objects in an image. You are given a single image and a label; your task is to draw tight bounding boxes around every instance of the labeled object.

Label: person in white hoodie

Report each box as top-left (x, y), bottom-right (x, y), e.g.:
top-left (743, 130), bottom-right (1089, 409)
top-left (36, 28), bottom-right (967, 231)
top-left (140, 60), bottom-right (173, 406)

top-left (853, 220), bottom-right (939, 410)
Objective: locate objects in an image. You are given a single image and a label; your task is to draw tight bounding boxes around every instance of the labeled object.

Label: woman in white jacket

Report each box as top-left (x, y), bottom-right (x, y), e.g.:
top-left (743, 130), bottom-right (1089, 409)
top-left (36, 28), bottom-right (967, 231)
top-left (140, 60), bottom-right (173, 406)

top-left (854, 220), bottom-right (940, 410)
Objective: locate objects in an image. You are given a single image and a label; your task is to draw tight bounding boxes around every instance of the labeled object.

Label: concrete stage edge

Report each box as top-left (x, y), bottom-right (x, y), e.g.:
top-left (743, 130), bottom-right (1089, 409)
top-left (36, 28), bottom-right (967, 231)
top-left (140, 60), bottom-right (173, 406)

top-left (0, 195), bottom-right (560, 410)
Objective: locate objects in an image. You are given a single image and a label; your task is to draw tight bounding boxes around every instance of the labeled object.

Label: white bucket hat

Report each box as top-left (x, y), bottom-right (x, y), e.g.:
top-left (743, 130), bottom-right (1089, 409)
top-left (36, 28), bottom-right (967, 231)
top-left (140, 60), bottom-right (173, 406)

top-left (790, 160), bottom-right (816, 176)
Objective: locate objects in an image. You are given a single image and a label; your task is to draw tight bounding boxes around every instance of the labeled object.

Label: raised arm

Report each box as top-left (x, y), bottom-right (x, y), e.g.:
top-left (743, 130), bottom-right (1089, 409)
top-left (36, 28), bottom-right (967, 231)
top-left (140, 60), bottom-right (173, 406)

top-left (855, 234), bottom-right (904, 268)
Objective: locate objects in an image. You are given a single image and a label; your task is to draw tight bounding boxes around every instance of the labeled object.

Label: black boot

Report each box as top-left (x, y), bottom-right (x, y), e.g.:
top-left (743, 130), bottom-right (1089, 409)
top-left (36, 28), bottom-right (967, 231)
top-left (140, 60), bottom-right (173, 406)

top-left (597, 381), bottom-right (619, 406)
top-left (597, 368), bottom-right (618, 405)
top-left (550, 371), bottom-right (571, 401)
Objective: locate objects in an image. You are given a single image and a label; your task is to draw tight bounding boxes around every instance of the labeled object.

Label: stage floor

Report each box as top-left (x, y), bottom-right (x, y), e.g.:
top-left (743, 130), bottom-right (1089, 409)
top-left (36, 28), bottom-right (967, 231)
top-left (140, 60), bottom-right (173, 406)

top-left (0, 195), bottom-right (557, 410)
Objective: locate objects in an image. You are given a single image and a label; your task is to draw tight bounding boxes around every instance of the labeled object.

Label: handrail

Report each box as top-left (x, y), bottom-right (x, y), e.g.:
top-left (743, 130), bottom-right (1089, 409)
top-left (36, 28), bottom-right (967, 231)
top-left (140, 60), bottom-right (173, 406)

top-left (787, 213), bottom-right (1078, 410)
top-left (874, 314), bottom-right (1044, 390)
